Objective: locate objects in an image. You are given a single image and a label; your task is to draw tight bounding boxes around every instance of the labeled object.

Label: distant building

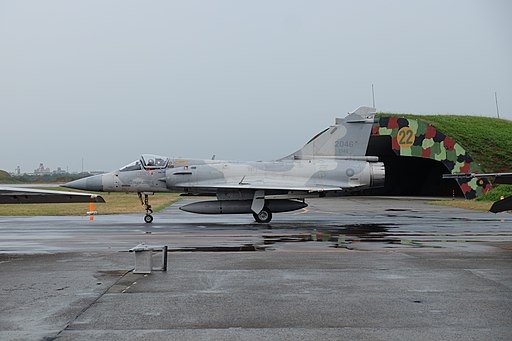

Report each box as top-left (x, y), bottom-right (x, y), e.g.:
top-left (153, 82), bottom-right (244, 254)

top-left (52, 167), bottom-right (68, 175)
top-left (34, 163), bottom-right (51, 175)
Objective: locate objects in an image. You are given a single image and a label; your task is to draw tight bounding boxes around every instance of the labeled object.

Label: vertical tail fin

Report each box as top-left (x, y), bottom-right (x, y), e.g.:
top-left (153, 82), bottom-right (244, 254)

top-left (282, 106), bottom-right (376, 160)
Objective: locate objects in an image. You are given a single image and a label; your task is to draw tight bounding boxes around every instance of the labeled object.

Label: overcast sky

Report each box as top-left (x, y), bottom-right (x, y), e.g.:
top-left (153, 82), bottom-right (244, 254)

top-left (1, 0), bottom-right (510, 173)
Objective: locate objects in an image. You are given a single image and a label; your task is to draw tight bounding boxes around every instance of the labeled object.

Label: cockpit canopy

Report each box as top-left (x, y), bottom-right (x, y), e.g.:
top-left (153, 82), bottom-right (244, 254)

top-left (119, 154), bottom-right (169, 172)
top-left (141, 154), bottom-right (169, 169)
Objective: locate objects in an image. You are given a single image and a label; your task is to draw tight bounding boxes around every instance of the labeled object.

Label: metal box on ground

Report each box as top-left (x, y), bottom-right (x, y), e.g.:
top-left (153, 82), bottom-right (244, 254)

top-left (129, 243), bottom-right (168, 274)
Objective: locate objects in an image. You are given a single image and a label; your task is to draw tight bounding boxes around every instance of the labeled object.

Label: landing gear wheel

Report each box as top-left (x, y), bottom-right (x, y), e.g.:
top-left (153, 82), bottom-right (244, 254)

top-left (144, 214), bottom-right (154, 224)
top-left (253, 207), bottom-right (272, 223)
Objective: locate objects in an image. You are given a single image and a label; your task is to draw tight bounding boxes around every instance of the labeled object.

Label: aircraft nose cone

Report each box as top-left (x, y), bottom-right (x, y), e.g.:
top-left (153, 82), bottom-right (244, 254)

top-left (63, 174), bottom-right (104, 191)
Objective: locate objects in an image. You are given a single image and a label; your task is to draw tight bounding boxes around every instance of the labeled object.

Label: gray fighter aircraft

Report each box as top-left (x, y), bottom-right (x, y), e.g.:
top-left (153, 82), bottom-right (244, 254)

top-left (63, 107), bottom-right (385, 223)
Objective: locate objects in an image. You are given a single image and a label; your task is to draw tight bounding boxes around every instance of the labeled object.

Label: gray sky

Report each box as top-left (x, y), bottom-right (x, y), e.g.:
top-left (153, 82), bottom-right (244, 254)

top-left (1, 0), bottom-right (511, 173)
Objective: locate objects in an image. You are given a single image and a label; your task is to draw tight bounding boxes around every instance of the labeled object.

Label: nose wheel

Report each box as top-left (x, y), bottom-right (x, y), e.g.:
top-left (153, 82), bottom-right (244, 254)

top-left (138, 192), bottom-right (154, 223)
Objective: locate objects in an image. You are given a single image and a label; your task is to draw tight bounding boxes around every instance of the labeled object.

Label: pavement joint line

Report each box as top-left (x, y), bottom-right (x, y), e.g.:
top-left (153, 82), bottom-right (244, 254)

top-left (51, 268), bottom-right (133, 338)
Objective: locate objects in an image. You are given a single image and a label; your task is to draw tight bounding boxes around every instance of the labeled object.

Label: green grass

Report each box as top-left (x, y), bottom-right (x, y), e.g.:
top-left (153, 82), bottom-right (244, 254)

top-left (378, 113), bottom-right (512, 173)
top-left (0, 189), bottom-right (181, 216)
top-left (475, 184), bottom-right (512, 202)
top-left (430, 199), bottom-right (493, 211)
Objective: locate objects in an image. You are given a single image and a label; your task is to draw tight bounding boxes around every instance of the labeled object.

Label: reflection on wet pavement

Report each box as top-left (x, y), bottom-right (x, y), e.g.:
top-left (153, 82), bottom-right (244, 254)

top-left (0, 197), bottom-right (511, 253)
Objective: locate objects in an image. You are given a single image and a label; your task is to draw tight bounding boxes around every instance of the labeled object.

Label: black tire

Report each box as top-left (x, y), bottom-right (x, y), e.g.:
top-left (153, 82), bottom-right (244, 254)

top-left (253, 207), bottom-right (272, 223)
top-left (144, 214), bottom-right (154, 223)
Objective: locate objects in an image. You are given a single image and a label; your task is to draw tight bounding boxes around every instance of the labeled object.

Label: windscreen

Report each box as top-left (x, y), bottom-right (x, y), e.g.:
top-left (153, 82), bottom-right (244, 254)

top-left (119, 160), bottom-right (142, 172)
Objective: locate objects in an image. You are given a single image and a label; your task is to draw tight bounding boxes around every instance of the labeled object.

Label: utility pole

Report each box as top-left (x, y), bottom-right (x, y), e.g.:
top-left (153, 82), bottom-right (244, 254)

top-left (495, 91), bottom-right (500, 119)
top-left (371, 84), bottom-right (376, 108)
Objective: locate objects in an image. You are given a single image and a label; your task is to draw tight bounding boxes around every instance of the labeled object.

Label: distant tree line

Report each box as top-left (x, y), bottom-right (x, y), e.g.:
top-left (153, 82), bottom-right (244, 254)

top-left (0, 170), bottom-right (93, 184)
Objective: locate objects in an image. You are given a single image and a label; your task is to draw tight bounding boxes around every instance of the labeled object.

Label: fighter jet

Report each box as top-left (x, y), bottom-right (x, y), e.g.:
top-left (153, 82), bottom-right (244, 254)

top-left (64, 107), bottom-right (385, 223)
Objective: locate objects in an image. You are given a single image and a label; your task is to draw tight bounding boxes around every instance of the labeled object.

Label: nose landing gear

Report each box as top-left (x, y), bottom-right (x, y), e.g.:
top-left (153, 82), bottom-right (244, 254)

top-left (138, 192), bottom-right (154, 223)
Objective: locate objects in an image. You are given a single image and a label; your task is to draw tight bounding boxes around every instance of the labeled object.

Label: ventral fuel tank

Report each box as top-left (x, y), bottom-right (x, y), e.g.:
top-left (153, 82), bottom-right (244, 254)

top-left (180, 199), bottom-right (307, 214)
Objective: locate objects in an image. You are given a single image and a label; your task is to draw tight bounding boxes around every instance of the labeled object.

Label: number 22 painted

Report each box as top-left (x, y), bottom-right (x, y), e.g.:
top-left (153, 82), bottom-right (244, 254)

top-left (397, 127), bottom-right (414, 148)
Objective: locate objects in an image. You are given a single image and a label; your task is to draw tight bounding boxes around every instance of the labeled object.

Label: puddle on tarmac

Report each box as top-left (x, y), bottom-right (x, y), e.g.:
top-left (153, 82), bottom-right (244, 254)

top-left (162, 223), bottom-right (499, 252)
top-left (169, 244), bottom-right (264, 252)
top-left (262, 223), bottom-right (405, 250)
top-left (165, 223), bottom-right (444, 252)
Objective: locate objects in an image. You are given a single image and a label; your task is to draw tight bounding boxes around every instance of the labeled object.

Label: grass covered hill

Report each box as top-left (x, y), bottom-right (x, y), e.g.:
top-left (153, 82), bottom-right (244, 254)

top-left (378, 114), bottom-right (512, 173)
top-left (0, 170), bottom-right (11, 179)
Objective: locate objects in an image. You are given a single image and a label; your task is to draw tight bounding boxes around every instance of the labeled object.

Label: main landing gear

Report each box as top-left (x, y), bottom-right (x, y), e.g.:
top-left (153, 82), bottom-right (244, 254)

top-left (253, 207), bottom-right (272, 223)
top-left (138, 192), bottom-right (153, 223)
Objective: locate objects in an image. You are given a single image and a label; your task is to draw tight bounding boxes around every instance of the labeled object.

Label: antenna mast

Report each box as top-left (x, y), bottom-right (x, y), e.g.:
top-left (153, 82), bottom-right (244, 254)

top-left (495, 91), bottom-right (500, 119)
top-left (371, 84), bottom-right (376, 108)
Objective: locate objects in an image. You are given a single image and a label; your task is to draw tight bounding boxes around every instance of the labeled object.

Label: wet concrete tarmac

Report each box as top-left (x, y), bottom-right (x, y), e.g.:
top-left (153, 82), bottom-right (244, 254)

top-left (1, 197), bottom-right (511, 340)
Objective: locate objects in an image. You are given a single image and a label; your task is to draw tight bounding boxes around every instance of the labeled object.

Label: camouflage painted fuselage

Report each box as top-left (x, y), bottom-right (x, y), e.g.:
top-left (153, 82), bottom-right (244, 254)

top-left (96, 158), bottom-right (384, 195)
